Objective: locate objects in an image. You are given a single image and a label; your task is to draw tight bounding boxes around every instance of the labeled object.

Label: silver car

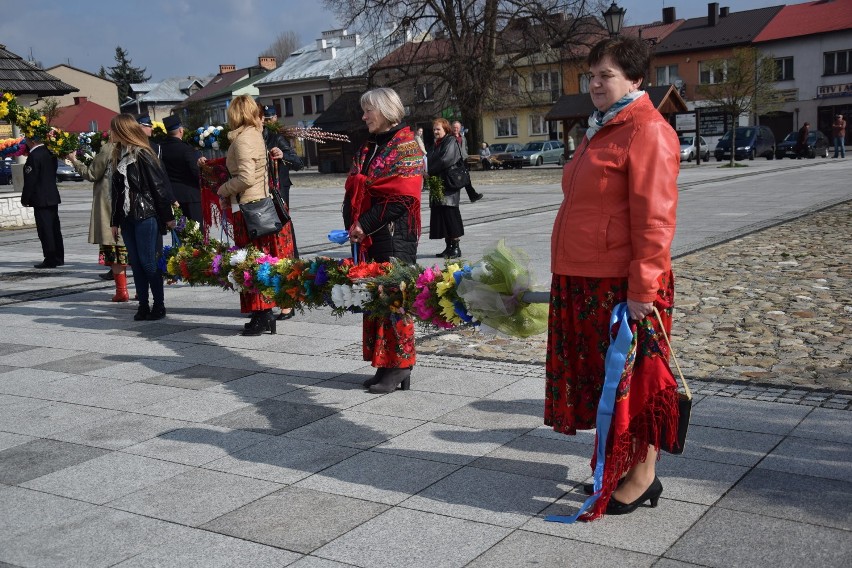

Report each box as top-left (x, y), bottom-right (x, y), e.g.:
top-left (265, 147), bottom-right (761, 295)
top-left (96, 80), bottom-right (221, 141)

top-left (516, 140), bottom-right (565, 166)
top-left (679, 135), bottom-right (709, 162)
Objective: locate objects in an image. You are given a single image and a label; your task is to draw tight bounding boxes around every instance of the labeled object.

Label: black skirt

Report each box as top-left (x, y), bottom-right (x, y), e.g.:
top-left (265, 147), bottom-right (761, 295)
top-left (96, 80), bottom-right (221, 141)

top-left (429, 204), bottom-right (464, 239)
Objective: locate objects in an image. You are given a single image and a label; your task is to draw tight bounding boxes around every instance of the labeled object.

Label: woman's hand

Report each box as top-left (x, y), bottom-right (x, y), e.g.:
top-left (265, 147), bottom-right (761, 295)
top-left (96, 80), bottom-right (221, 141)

top-left (197, 156), bottom-right (207, 167)
top-left (110, 226), bottom-right (120, 241)
top-left (349, 222), bottom-right (365, 243)
top-left (627, 299), bottom-right (654, 321)
top-left (65, 153), bottom-right (76, 162)
top-left (269, 148), bottom-right (283, 160)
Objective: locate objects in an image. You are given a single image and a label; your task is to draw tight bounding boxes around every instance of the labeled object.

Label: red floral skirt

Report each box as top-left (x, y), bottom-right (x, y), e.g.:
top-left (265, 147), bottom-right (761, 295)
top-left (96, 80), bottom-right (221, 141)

top-left (363, 314), bottom-right (416, 369)
top-left (233, 211), bottom-right (295, 313)
top-left (544, 271), bottom-right (679, 520)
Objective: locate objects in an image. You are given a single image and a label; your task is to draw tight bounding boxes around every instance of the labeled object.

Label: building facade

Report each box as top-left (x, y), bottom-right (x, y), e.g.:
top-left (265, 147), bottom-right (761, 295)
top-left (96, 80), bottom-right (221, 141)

top-left (44, 65), bottom-right (120, 112)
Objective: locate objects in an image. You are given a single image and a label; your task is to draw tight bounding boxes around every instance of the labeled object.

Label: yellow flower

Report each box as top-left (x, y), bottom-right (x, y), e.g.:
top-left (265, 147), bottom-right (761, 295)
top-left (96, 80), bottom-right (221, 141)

top-left (2, 92), bottom-right (13, 102)
top-left (439, 296), bottom-right (461, 324)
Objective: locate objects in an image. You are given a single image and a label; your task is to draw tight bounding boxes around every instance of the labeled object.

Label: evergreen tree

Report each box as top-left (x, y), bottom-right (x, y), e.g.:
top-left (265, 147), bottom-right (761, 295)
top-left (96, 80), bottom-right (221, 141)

top-left (97, 65), bottom-right (107, 80)
top-left (107, 46), bottom-right (150, 103)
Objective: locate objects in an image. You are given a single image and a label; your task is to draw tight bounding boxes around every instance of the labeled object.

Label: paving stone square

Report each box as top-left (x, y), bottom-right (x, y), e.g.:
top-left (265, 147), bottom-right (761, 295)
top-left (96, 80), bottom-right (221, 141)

top-left (0, 438), bottom-right (110, 485)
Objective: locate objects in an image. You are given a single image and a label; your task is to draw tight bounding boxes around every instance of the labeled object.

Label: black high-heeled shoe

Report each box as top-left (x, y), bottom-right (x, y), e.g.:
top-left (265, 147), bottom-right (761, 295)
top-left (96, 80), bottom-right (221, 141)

top-left (605, 477), bottom-right (663, 515)
top-left (241, 310), bottom-right (276, 336)
top-left (276, 309), bottom-right (295, 321)
top-left (582, 476), bottom-right (625, 496)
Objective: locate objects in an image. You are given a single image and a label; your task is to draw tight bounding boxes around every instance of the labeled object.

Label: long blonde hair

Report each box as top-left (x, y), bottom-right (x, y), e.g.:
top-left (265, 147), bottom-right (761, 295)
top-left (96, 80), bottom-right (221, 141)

top-left (228, 95), bottom-right (261, 130)
top-left (110, 113), bottom-right (157, 169)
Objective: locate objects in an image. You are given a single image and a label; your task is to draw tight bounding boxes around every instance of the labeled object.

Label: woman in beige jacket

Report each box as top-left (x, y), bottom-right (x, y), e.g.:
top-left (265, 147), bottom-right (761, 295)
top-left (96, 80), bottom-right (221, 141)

top-left (217, 95), bottom-right (295, 335)
top-left (68, 141), bottom-right (129, 302)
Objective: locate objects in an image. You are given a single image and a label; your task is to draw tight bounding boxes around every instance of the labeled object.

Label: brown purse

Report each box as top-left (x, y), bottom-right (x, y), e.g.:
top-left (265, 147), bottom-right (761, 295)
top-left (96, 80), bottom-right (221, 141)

top-left (653, 307), bottom-right (692, 455)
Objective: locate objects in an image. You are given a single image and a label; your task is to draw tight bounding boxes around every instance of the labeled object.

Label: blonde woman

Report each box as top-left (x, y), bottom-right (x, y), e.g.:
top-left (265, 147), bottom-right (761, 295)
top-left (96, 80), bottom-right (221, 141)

top-left (217, 95), bottom-right (296, 336)
top-left (109, 114), bottom-right (175, 321)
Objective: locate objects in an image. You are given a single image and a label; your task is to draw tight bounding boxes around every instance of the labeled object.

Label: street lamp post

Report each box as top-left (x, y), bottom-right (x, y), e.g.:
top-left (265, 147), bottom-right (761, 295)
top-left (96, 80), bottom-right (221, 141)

top-left (602, 2), bottom-right (626, 37)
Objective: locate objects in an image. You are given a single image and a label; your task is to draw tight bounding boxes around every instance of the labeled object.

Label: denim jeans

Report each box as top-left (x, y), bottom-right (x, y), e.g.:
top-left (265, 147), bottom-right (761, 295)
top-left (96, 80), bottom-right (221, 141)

top-left (833, 136), bottom-right (846, 158)
top-left (121, 216), bottom-right (164, 306)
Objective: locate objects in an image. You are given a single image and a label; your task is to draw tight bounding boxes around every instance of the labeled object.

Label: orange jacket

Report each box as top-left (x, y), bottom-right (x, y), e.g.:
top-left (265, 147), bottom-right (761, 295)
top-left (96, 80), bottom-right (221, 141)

top-left (551, 95), bottom-right (679, 302)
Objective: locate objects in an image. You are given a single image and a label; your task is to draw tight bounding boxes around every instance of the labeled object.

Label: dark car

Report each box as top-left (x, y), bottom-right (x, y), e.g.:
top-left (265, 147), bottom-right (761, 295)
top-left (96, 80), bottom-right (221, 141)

top-left (489, 142), bottom-right (524, 169)
top-left (0, 158), bottom-right (11, 185)
top-left (56, 161), bottom-right (83, 182)
top-left (714, 126), bottom-right (775, 161)
top-left (774, 130), bottom-right (830, 159)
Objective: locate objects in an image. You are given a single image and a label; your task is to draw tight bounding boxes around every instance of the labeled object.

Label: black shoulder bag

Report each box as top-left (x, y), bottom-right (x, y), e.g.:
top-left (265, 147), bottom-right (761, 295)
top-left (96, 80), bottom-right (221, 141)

top-left (442, 139), bottom-right (470, 191)
top-left (238, 155), bottom-right (283, 240)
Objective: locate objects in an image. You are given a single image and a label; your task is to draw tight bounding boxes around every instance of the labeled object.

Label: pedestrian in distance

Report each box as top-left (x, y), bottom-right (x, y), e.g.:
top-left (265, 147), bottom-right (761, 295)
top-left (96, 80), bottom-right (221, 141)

top-left (427, 118), bottom-right (465, 259)
top-left (109, 114), bottom-right (176, 321)
top-left (68, 141), bottom-right (130, 301)
top-left (479, 142), bottom-right (492, 170)
top-left (451, 120), bottom-right (484, 202)
top-left (547, 36), bottom-right (680, 520)
top-left (795, 122), bottom-right (810, 159)
top-left (832, 114), bottom-right (846, 158)
top-left (21, 136), bottom-right (64, 269)
top-left (344, 87), bottom-right (424, 394)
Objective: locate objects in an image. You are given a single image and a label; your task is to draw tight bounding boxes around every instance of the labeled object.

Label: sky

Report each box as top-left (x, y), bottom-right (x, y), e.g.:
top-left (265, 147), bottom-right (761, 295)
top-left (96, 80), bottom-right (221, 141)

top-left (0, 0), bottom-right (802, 82)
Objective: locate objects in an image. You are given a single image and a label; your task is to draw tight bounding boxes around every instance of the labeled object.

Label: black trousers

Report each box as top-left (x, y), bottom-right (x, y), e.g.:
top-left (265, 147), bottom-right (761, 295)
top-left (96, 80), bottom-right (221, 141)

top-left (464, 181), bottom-right (478, 200)
top-left (178, 200), bottom-right (203, 225)
top-left (33, 205), bottom-right (64, 264)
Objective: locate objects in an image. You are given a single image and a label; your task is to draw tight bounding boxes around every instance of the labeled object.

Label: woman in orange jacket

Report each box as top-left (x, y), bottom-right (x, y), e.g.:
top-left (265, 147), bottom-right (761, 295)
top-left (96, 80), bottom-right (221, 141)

top-left (546, 36), bottom-right (680, 520)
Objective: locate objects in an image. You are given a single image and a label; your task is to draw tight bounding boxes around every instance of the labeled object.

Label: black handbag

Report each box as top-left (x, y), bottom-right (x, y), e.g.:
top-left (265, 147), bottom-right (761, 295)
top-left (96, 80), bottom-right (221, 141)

top-left (443, 139), bottom-right (470, 191)
top-left (238, 158), bottom-right (283, 239)
top-left (654, 307), bottom-right (692, 455)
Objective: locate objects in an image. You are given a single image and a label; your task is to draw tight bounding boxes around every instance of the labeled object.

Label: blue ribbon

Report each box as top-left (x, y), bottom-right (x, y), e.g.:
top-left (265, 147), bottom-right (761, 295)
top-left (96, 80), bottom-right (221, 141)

top-left (545, 302), bottom-right (633, 523)
top-left (327, 229), bottom-right (350, 244)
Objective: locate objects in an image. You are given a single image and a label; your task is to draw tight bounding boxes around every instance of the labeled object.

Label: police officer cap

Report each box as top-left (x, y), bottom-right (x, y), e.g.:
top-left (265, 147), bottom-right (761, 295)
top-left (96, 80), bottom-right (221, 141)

top-left (163, 115), bottom-right (182, 132)
top-left (136, 114), bottom-right (153, 127)
top-left (263, 105), bottom-right (277, 118)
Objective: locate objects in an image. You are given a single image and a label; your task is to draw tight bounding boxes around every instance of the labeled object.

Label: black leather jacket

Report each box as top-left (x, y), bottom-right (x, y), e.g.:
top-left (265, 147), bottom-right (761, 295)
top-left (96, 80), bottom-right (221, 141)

top-left (110, 149), bottom-right (175, 231)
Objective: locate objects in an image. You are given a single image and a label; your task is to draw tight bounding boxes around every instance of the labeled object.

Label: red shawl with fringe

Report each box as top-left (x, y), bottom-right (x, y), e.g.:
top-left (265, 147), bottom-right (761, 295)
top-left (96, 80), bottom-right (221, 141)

top-left (344, 126), bottom-right (424, 261)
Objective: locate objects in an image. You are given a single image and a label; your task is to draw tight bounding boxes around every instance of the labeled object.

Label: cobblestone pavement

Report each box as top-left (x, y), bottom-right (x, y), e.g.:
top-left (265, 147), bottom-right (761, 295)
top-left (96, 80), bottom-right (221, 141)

top-left (416, 200), bottom-right (852, 407)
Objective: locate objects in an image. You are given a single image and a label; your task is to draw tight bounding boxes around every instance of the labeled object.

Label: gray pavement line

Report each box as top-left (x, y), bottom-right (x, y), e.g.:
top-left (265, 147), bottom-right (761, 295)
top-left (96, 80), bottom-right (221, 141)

top-left (676, 159), bottom-right (830, 188)
top-left (0, 279), bottom-right (114, 305)
top-left (671, 195), bottom-right (851, 259)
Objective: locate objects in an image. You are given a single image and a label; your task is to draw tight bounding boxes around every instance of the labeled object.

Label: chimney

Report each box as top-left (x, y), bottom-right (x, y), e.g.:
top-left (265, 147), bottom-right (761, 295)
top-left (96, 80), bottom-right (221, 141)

top-left (316, 38), bottom-right (327, 50)
top-left (720, 6), bottom-right (730, 17)
top-left (662, 7), bottom-right (676, 24)
top-left (338, 34), bottom-right (360, 48)
top-left (219, 64), bottom-right (236, 74)
top-left (73, 96), bottom-right (87, 105)
top-left (708, 2), bottom-right (719, 26)
top-left (320, 46), bottom-right (337, 60)
top-left (258, 56), bottom-right (276, 70)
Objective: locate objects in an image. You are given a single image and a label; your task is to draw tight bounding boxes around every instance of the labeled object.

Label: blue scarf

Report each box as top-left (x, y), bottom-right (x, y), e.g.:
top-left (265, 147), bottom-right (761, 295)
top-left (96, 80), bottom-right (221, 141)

top-left (585, 90), bottom-right (645, 140)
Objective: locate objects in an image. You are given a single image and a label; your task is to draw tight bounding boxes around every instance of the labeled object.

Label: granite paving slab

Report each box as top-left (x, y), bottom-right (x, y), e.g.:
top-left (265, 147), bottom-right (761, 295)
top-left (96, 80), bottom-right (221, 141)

top-left (75, 382), bottom-right (190, 412)
top-left (0, 347), bottom-right (84, 368)
top-left (206, 371), bottom-right (319, 398)
top-left (665, 507), bottom-right (852, 568)
top-left (403, 465), bottom-right (568, 527)
top-left (35, 374), bottom-right (132, 406)
top-left (433, 398), bottom-right (543, 431)
top-left (788, 407), bottom-right (852, 445)
top-left (690, 397), bottom-right (811, 435)
top-left (203, 436), bottom-right (361, 484)
top-left (481, 376), bottom-right (547, 405)
top-left (0, 431), bottom-right (34, 452)
top-left (48, 412), bottom-right (192, 450)
top-left (33, 352), bottom-right (135, 374)
top-left (349, 388), bottom-right (475, 421)
top-left (411, 370), bottom-right (522, 398)
top-left (123, 424), bottom-right (273, 466)
top-left (138, 390), bottom-right (262, 422)
top-left (0, 486), bottom-right (102, 539)
top-left (111, 528), bottom-right (302, 567)
top-left (530, 495), bottom-right (708, 556)
top-left (273, 380), bottom-right (383, 410)
top-left (84, 358), bottom-right (199, 381)
top-left (206, 398), bottom-right (338, 435)
top-left (676, 424), bottom-right (783, 467)
top-left (373, 421), bottom-right (521, 465)
top-left (142, 364), bottom-right (256, 390)
top-left (470, 433), bottom-right (594, 483)
top-left (295, 450), bottom-right (459, 505)
top-left (109, 468), bottom-right (281, 526)
top-left (285, 409), bottom-right (424, 450)
top-left (287, 557), bottom-right (354, 568)
top-left (0, 344), bottom-right (37, 357)
top-left (466, 530), bottom-right (656, 567)
top-left (202, 486), bottom-right (388, 554)
top-left (313, 507), bottom-right (511, 568)
top-left (0, 367), bottom-right (71, 397)
top-left (0, 438), bottom-right (110, 485)
top-left (757, 436), bottom-right (852, 483)
top-left (21, 452), bottom-right (190, 505)
top-left (717, 468), bottom-right (852, 530)
top-left (655, 455), bottom-right (750, 506)
top-left (0, 401), bottom-right (118, 438)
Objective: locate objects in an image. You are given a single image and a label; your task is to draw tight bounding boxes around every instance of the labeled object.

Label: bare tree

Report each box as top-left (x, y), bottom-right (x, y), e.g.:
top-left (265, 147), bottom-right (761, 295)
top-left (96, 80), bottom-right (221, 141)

top-left (260, 31), bottom-right (301, 66)
top-left (323, 0), bottom-right (604, 146)
top-left (38, 97), bottom-right (62, 126)
top-left (697, 47), bottom-right (782, 167)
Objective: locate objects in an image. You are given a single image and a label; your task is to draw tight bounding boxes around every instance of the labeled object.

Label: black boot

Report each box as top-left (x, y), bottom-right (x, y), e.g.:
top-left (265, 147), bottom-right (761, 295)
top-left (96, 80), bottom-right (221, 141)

top-left (368, 367), bottom-right (412, 394)
top-left (243, 311), bottom-right (262, 330)
top-left (362, 367), bottom-right (386, 389)
top-left (435, 238), bottom-right (451, 258)
top-left (445, 240), bottom-right (461, 259)
top-left (241, 310), bottom-right (276, 336)
top-left (134, 302), bottom-right (150, 321)
top-left (147, 304), bottom-right (167, 320)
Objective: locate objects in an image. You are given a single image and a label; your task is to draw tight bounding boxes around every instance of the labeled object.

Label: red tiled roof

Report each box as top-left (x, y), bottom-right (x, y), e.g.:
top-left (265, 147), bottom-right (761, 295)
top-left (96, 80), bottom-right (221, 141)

top-left (52, 99), bottom-right (117, 133)
top-left (754, 0), bottom-right (852, 42)
top-left (622, 20), bottom-right (685, 44)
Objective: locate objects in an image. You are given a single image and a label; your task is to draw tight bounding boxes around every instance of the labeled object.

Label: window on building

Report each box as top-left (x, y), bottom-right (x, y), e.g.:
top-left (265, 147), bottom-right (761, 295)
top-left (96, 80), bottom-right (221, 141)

top-left (699, 60), bottom-right (727, 85)
top-left (774, 57), bottom-right (794, 81)
top-left (578, 73), bottom-right (590, 93)
top-left (415, 83), bottom-right (434, 102)
top-left (655, 64), bottom-right (680, 86)
top-left (532, 71), bottom-right (560, 92)
top-left (507, 73), bottom-right (520, 95)
top-left (284, 97), bottom-right (293, 117)
top-left (530, 114), bottom-right (548, 136)
top-left (315, 94), bottom-right (325, 113)
top-left (495, 117), bottom-right (518, 137)
top-left (824, 49), bottom-right (851, 76)
top-left (302, 95), bottom-right (313, 115)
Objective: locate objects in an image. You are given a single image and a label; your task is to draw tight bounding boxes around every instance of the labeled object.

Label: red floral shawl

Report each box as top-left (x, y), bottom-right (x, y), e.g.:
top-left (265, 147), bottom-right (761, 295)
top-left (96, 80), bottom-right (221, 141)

top-left (344, 126), bottom-right (425, 259)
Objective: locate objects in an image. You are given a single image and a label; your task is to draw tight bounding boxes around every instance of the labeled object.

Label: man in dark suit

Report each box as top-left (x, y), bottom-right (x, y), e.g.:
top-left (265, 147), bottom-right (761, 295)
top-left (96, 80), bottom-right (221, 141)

top-left (21, 137), bottom-right (64, 268)
top-left (159, 114), bottom-right (202, 223)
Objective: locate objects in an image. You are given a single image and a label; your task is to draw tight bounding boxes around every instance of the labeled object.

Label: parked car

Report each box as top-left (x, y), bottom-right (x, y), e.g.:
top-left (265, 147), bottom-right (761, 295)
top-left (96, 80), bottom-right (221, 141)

top-left (678, 135), bottom-right (710, 162)
top-left (489, 142), bottom-right (524, 169)
top-left (714, 126), bottom-right (775, 161)
top-left (56, 161), bottom-right (83, 182)
top-left (774, 130), bottom-right (830, 159)
top-left (0, 158), bottom-right (12, 185)
top-left (517, 140), bottom-right (565, 166)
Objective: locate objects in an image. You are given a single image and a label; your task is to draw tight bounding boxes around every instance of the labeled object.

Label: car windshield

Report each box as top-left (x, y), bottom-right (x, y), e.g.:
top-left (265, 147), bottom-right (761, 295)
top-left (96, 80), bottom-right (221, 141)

top-left (522, 142), bottom-right (544, 151)
top-left (490, 144), bottom-right (507, 152)
top-left (678, 136), bottom-right (695, 145)
top-left (782, 131), bottom-right (817, 143)
top-left (721, 128), bottom-right (755, 142)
